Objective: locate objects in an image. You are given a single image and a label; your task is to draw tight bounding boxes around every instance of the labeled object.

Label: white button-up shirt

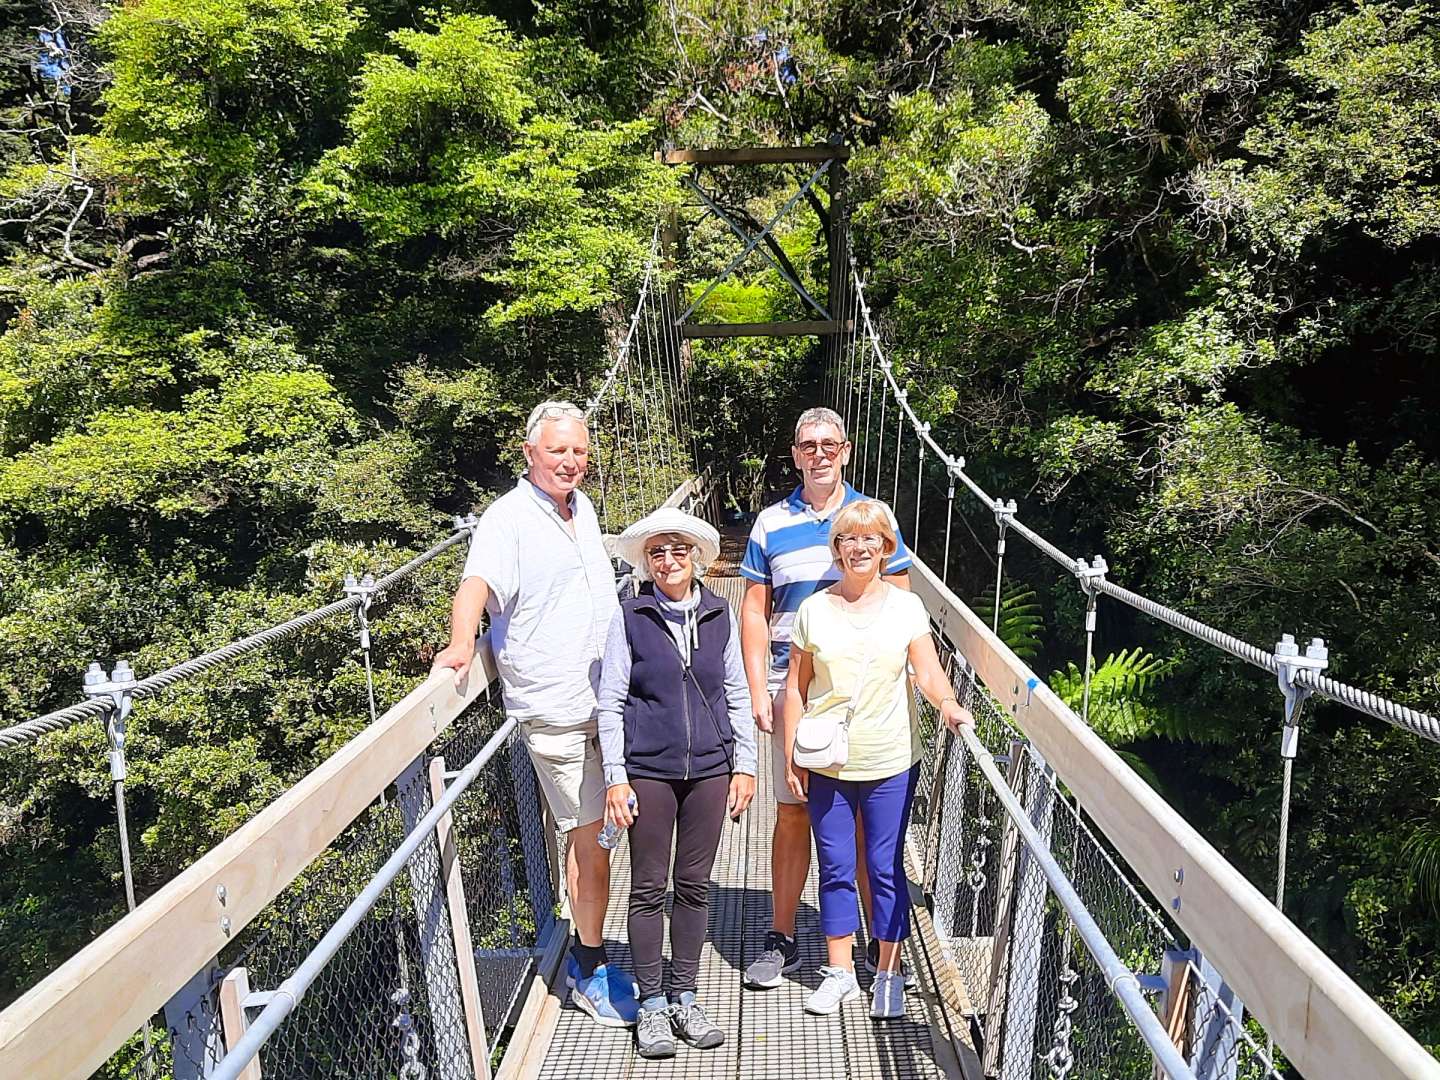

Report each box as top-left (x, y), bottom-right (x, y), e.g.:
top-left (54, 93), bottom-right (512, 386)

top-left (462, 478), bottom-right (618, 726)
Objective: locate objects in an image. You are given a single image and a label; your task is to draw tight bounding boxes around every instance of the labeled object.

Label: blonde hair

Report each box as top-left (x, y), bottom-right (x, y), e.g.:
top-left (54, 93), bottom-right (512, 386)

top-left (829, 499), bottom-right (898, 561)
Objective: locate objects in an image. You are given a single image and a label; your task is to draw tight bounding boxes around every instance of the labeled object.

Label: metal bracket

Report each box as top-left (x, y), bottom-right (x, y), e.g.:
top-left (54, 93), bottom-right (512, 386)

top-left (1074, 555), bottom-right (1108, 597)
top-left (945, 454), bottom-right (967, 476)
top-left (82, 660), bottom-right (137, 782)
top-left (993, 498), bottom-right (1016, 554)
top-left (452, 513), bottom-right (480, 536)
top-left (240, 989), bottom-right (284, 1012)
top-left (344, 572), bottom-right (378, 653)
top-left (1274, 634), bottom-right (1328, 758)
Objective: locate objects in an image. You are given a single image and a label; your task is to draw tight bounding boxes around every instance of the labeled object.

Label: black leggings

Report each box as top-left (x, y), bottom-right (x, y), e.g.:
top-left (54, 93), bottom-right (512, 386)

top-left (627, 774), bottom-right (730, 1000)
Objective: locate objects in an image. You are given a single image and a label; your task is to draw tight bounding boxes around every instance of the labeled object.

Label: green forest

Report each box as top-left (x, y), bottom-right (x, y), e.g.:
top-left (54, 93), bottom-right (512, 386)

top-left (1, 0), bottom-right (1438, 1060)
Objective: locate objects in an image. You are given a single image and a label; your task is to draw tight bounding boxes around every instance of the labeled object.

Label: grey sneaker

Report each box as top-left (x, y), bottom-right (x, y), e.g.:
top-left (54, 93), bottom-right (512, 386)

top-left (804, 965), bottom-right (861, 1015)
top-left (636, 1001), bottom-right (677, 1059)
top-left (670, 992), bottom-right (724, 1049)
top-left (870, 970), bottom-right (905, 1019)
top-left (865, 937), bottom-right (917, 989)
top-left (744, 930), bottom-right (800, 989)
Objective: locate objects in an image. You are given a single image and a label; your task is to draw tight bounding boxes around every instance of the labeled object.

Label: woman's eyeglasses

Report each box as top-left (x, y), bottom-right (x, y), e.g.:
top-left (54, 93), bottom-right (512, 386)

top-left (646, 543), bottom-right (694, 562)
top-left (836, 534), bottom-right (884, 551)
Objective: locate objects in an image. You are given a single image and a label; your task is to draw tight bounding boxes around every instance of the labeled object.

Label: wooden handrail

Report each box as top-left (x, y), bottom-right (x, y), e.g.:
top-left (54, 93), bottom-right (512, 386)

top-left (0, 646), bottom-right (498, 1079)
top-left (909, 556), bottom-right (1440, 1080)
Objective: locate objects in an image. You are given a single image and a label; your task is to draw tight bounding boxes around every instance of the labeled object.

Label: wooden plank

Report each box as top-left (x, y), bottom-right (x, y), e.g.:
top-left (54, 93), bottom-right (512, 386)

top-left (679, 319), bottom-right (851, 338)
top-left (0, 643), bottom-right (500, 1080)
top-left (908, 555), bottom-right (1440, 1080)
top-left (659, 146), bottom-right (850, 165)
top-left (431, 756), bottom-right (492, 1080)
top-left (493, 918), bottom-right (570, 1080)
top-left (218, 968), bottom-right (262, 1080)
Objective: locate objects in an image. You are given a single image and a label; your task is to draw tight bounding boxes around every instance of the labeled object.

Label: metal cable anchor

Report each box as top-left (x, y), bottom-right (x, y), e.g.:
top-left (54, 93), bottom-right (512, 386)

top-left (83, 660), bottom-right (136, 783)
top-left (343, 572), bottom-right (378, 653)
top-left (1274, 633), bottom-right (1328, 759)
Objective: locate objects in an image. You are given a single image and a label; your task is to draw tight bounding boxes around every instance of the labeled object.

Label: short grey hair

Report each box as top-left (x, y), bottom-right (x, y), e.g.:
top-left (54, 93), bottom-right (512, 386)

top-left (794, 406), bottom-right (847, 444)
top-left (525, 400), bottom-right (587, 445)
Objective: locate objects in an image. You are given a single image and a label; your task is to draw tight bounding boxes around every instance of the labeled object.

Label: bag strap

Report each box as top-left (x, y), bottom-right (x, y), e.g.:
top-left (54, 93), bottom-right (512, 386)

top-left (841, 588), bottom-right (889, 730)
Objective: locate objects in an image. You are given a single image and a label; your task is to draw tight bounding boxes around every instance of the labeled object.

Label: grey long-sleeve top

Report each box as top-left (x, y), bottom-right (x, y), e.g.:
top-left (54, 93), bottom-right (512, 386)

top-left (597, 587), bottom-right (757, 788)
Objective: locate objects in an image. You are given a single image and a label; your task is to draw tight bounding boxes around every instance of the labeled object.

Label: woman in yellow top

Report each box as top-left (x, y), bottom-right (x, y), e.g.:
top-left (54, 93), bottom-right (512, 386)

top-left (782, 499), bottom-right (972, 1019)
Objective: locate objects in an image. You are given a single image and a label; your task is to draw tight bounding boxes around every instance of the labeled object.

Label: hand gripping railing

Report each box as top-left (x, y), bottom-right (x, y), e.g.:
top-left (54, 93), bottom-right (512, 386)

top-left (0, 524), bottom-right (475, 750)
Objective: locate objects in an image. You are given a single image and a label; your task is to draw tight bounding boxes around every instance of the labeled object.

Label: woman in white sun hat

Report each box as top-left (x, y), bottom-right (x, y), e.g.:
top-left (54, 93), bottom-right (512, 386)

top-left (596, 506), bottom-right (757, 1059)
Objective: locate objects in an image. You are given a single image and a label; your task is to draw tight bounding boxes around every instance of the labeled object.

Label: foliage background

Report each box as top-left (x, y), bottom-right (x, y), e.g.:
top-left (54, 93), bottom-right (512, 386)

top-left (2, 0), bottom-right (1438, 1059)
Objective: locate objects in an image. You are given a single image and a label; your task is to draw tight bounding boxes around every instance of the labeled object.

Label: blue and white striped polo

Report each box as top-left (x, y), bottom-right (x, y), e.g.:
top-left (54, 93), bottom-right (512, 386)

top-left (739, 483), bottom-right (913, 685)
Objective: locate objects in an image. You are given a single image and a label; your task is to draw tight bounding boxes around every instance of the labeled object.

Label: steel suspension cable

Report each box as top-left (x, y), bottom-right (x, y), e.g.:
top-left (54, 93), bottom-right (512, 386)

top-left (0, 529), bottom-right (472, 750)
top-left (845, 258), bottom-right (1440, 746)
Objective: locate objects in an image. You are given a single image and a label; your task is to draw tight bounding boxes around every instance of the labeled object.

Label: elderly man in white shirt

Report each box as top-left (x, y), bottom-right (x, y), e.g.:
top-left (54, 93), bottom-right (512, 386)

top-left (433, 400), bottom-right (639, 1028)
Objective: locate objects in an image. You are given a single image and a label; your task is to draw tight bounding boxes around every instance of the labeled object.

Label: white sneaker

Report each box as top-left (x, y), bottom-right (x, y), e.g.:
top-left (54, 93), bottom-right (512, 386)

top-left (804, 966), bottom-right (861, 1015)
top-left (870, 970), bottom-right (905, 1019)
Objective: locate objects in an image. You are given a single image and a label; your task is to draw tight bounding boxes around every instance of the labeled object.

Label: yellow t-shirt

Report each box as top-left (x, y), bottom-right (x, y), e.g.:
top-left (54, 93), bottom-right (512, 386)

top-left (789, 584), bottom-right (931, 781)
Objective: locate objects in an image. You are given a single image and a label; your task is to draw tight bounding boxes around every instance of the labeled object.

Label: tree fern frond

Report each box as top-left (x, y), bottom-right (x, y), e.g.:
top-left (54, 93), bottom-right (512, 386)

top-left (972, 584), bottom-right (1045, 661)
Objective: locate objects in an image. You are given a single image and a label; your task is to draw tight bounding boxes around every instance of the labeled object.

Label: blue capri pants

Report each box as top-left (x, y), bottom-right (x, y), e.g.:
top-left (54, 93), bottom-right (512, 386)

top-left (806, 765), bottom-right (920, 940)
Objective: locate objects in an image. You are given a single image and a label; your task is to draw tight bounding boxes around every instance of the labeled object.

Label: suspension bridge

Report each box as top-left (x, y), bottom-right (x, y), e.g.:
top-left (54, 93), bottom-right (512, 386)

top-left (1, 146), bottom-right (1438, 1080)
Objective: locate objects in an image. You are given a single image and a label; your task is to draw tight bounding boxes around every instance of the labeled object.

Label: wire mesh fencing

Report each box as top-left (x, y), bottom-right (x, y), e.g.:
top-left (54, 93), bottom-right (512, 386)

top-left (95, 690), bottom-right (554, 1080)
top-left (912, 617), bottom-right (1298, 1080)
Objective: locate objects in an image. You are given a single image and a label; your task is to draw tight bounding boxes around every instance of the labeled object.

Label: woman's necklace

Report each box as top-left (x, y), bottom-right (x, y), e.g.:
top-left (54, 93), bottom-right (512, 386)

top-left (832, 582), bottom-right (887, 628)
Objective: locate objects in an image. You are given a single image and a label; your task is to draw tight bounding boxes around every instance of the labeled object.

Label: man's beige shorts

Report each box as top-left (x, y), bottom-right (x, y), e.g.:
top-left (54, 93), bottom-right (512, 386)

top-left (769, 688), bottom-right (804, 806)
top-left (519, 717), bottom-right (606, 833)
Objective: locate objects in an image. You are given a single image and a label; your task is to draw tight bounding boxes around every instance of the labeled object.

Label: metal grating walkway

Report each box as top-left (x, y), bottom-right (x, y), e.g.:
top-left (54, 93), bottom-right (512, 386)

top-left (532, 570), bottom-right (960, 1080)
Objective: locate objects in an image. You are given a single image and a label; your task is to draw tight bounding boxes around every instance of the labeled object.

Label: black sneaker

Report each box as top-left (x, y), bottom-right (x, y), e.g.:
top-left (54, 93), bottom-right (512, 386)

top-left (744, 930), bottom-right (801, 988)
top-left (636, 1003), bottom-right (677, 1059)
top-left (866, 937), bottom-right (917, 989)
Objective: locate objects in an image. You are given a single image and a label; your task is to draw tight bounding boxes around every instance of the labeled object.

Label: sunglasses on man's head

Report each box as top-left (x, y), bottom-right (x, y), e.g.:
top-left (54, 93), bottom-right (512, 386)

top-left (646, 543), bottom-right (694, 561)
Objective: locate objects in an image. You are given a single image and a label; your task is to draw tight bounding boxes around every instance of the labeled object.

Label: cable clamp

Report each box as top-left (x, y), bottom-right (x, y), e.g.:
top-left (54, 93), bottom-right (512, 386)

top-left (452, 512), bottom-right (480, 536)
top-left (344, 573), bottom-right (379, 652)
top-left (1274, 634), bottom-right (1328, 757)
top-left (1074, 555), bottom-right (1108, 597)
top-left (83, 660), bottom-right (137, 782)
top-left (946, 455), bottom-right (967, 476)
top-left (993, 497), bottom-right (1016, 528)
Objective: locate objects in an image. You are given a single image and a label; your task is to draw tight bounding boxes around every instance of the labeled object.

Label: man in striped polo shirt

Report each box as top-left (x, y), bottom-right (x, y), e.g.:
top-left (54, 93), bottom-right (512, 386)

top-left (738, 406), bottom-right (913, 989)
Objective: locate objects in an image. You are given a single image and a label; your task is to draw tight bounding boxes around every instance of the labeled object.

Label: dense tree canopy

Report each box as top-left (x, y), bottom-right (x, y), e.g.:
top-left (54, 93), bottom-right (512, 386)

top-left (1, 0), bottom-right (1438, 1060)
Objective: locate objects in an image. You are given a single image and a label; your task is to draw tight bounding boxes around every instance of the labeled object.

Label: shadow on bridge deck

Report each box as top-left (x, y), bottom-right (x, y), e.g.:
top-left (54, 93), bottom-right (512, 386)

top-left (514, 571), bottom-right (964, 1080)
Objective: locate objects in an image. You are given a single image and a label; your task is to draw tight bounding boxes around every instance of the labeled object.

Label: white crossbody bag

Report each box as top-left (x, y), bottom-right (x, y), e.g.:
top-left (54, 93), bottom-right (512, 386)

top-left (792, 591), bottom-right (887, 771)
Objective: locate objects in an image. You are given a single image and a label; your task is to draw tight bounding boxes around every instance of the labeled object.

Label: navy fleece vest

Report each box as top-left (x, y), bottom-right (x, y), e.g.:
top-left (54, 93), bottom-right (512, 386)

top-left (621, 583), bottom-right (734, 781)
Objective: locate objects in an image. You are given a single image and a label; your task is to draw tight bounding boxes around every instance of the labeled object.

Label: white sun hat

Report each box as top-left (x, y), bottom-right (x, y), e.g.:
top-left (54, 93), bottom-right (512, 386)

top-left (617, 507), bottom-right (721, 579)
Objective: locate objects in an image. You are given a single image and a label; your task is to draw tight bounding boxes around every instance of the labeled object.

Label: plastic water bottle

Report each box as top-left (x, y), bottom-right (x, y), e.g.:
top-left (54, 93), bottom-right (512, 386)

top-left (597, 795), bottom-right (637, 850)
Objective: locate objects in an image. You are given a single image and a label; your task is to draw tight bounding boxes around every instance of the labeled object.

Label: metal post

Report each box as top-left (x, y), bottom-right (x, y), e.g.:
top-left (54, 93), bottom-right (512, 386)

top-left (83, 659), bottom-right (155, 1073)
top-left (430, 757), bottom-right (492, 1080)
top-left (1189, 953), bottom-right (1244, 1080)
top-left (992, 499), bottom-right (1016, 634)
top-left (998, 747), bottom-right (1057, 1080)
top-left (396, 756), bottom-right (476, 1080)
top-left (343, 572), bottom-right (380, 725)
top-left (510, 735), bottom-right (557, 939)
top-left (1272, 634), bottom-right (1327, 915)
top-left (1076, 557), bottom-right (1109, 726)
top-left (163, 961), bottom-right (226, 1079)
top-left (941, 462), bottom-right (959, 587)
top-left (914, 427), bottom-right (928, 540)
top-left (983, 739), bottom-right (1030, 1075)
